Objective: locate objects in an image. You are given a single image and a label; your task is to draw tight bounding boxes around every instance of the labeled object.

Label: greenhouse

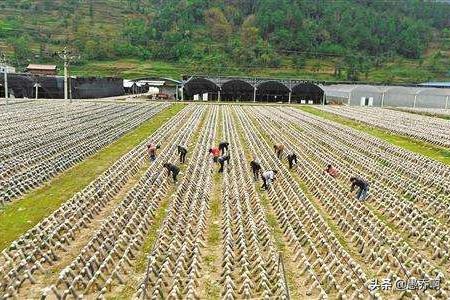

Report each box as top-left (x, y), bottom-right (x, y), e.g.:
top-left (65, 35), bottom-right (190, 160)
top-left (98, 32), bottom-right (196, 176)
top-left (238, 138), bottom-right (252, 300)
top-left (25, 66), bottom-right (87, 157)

top-left (182, 76), bottom-right (324, 103)
top-left (180, 76), bottom-right (450, 108)
top-left (323, 85), bottom-right (384, 106)
top-left (415, 88), bottom-right (450, 109)
top-left (323, 84), bottom-right (450, 108)
top-left (382, 86), bottom-right (423, 107)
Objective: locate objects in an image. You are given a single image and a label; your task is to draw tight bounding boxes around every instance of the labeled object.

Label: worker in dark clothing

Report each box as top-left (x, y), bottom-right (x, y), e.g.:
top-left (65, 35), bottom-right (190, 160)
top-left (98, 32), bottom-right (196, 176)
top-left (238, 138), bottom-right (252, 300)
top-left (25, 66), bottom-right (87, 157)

top-left (217, 155), bottom-right (230, 173)
top-left (209, 147), bottom-right (220, 163)
top-left (350, 177), bottom-right (369, 201)
top-left (250, 158), bottom-right (261, 180)
top-left (261, 170), bottom-right (278, 190)
top-left (178, 145), bottom-right (188, 163)
top-left (287, 153), bottom-right (298, 169)
top-left (163, 163), bottom-right (180, 183)
top-left (274, 143), bottom-right (284, 159)
top-left (219, 141), bottom-right (229, 155)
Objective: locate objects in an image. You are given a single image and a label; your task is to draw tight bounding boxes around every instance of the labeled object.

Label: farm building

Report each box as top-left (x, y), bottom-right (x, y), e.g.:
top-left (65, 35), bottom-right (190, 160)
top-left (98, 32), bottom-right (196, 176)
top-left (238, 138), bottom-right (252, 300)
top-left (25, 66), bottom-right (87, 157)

top-left (419, 82), bottom-right (450, 88)
top-left (382, 86), bottom-right (422, 107)
top-left (0, 65), bottom-right (15, 73)
top-left (123, 80), bottom-right (139, 94)
top-left (26, 64), bottom-right (58, 76)
top-left (180, 76), bottom-right (450, 107)
top-left (73, 77), bottom-right (124, 99)
top-left (124, 77), bottom-right (180, 98)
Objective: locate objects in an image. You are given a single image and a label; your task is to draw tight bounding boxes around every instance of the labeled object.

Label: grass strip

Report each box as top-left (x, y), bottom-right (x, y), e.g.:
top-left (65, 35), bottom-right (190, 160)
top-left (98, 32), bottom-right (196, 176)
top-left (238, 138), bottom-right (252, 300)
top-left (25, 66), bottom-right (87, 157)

top-left (0, 103), bottom-right (186, 251)
top-left (202, 172), bottom-right (222, 300)
top-left (202, 106), bottom-right (223, 300)
top-left (297, 106), bottom-right (450, 166)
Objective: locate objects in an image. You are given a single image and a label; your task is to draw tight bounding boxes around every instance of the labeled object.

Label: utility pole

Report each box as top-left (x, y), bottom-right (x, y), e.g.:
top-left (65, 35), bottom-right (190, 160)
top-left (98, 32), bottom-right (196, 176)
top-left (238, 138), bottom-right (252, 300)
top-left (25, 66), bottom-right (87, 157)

top-left (0, 52), bottom-right (8, 103)
top-left (57, 47), bottom-right (78, 103)
top-left (34, 83), bottom-right (41, 99)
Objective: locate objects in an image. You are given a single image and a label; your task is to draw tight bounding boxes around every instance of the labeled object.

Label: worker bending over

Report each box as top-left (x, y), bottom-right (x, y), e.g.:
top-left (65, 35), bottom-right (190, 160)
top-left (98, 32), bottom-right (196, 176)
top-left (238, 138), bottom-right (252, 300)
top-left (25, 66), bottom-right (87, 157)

top-left (274, 143), bottom-right (284, 159)
top-left (250, 157), bottom-right (262, 180)
top-left (218, 155), bottom-right (230, 173)
top-left (350, 176), bottom-right (370, 201)
top-left (209, 147), bottom-right (220, 163)
top-left (178, 145), bottom-right (188, 163)
top-left (287, 152), bottom-right (298, 169)
top-left (163, 163), bottom-right (180, 183)
top-left (147, 142), bottom-right (160, 161)
top-left (261, 170), bottom-right (278, 190)
top-left (324, 164), bottom-right (338, 178)
top-left (219, 141), bottom-right (229, 155)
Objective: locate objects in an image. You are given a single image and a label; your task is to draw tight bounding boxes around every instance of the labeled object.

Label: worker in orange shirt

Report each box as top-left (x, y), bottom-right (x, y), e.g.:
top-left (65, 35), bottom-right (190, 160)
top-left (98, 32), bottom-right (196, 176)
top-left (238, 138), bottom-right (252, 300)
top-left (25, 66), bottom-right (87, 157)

top-left (324, 164), bottom-right (339, 178)
top-left (147, 142), bottom-right (160, 161)
top-left (209, 146), bottom-right (220, 163)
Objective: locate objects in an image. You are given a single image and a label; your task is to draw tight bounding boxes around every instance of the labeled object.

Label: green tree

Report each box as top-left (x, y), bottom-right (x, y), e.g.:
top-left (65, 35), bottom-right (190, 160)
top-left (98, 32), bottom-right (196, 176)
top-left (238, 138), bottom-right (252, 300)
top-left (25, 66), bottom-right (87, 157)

top-left (293, 56), bottom-right (306, 70)
top-left (204, 7), bottom-right (232, 40)
top-left (8, 35), bottom-right (32, 64)
top-left (240, 15), bottom-right (259, 47)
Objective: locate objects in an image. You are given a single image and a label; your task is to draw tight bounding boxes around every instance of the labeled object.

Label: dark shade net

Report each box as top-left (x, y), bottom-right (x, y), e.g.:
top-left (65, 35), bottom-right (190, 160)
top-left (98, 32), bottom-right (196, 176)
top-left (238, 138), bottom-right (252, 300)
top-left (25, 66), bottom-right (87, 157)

top-left (0, 73), bottom-right (124, 99)
top-left (221, 79), bottom-right (254, 101)
top-left (291, 83), bottom-right (324, 103)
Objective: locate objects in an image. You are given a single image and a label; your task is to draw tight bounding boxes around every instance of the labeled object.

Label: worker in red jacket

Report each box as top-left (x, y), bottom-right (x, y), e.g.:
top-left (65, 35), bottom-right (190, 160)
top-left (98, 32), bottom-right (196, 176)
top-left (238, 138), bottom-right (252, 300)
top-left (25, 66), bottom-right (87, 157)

top-left (147, 142), bottom-right (160, 161)
top-left (209, 146), bottom-right (220, 163)
top-left (324, 164), bottom-right (339, 178)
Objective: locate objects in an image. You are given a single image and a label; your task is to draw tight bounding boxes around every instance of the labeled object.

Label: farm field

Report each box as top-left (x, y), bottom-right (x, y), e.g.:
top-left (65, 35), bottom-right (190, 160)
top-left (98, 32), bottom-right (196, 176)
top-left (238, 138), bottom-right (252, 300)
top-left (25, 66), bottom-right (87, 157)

top-left (302, 106), bottom-right (450, 166)
top-left (317, 106), bottom-right (450, 148)
top-left (0, 100), bottom-right (170, 204)
top-left (391, 107), bottom-right (450, 120)
top-left (1, 101), bottom-right (449, 299)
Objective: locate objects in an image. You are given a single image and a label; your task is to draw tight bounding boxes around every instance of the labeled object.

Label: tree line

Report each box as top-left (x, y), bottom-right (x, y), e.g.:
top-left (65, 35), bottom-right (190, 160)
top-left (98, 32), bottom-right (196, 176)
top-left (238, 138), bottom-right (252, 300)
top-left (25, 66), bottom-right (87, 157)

top-left (1, 0), bottom-right (449, 81)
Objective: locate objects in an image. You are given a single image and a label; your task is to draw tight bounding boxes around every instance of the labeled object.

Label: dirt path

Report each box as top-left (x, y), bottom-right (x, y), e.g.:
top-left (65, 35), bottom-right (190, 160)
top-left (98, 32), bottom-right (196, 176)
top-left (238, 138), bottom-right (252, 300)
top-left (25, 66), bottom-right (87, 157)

top-left (197, 172), bottom-right (223, 299)
top-left (197, 106), bottom-right (223, 299)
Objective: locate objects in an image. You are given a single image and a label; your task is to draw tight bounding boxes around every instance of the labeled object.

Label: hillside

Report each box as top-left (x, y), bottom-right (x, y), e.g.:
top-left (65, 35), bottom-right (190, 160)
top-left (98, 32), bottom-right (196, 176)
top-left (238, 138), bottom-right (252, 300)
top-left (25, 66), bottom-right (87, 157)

top-left (1, 0), bottom-right (449, 83)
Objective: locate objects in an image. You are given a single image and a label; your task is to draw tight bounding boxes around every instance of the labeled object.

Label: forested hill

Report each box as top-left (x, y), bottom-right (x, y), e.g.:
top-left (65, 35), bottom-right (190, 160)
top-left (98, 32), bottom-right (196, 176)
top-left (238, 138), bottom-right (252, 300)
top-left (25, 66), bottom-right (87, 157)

top-left (1, 0), bottom-right (449, 82)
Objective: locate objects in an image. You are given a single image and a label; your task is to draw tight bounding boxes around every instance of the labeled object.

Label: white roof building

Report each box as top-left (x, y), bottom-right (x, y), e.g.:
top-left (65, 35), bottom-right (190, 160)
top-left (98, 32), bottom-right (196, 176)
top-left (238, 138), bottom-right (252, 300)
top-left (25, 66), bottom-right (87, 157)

top-left (0, 65), bottom-right (16, 73)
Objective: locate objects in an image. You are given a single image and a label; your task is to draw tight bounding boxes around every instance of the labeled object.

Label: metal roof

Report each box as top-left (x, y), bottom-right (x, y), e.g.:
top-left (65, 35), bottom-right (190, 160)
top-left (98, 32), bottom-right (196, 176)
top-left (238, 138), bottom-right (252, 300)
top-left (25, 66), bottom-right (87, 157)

top-left (384, 86), bottom-right (424, 95)
top-left (417, 88), bottom-right (450, 96)
top-left (26, 64), bottom-right (57, 70)
top-left (130, 77), bottom-right (181, 85)
top-left (419, 82), bottom-right (450, 88)
top-left (136, 80), bottom-right (165, 86)
top-left (123, 80), bottom-right (135, 88)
